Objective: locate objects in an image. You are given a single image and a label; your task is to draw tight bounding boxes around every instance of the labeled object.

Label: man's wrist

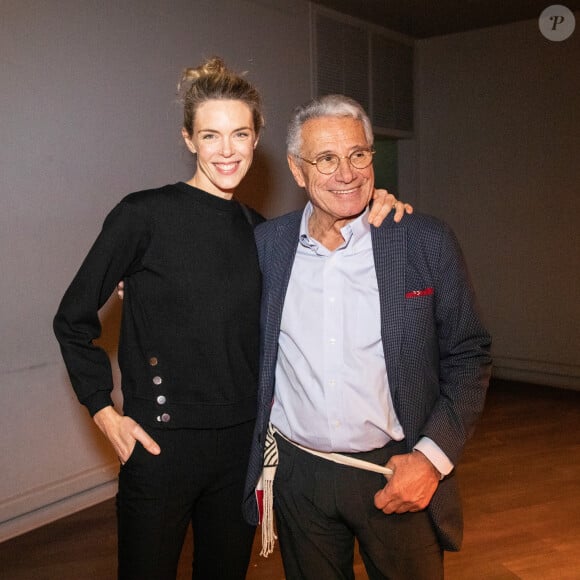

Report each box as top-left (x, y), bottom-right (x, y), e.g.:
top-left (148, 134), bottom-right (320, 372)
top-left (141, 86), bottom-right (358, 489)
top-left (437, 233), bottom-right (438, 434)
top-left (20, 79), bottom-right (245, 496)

top-left (413, 437), bottom-right (454, 479)
top-left (413, 449), bottom-right (442, 480)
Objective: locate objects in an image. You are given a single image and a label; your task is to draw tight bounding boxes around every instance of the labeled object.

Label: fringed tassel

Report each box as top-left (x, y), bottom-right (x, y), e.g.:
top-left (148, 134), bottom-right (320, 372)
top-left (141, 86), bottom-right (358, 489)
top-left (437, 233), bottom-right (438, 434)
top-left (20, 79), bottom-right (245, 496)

top-left (259, 424), bottom-right (278, 557)
top-left (260, 469), bottom-right (277, 557)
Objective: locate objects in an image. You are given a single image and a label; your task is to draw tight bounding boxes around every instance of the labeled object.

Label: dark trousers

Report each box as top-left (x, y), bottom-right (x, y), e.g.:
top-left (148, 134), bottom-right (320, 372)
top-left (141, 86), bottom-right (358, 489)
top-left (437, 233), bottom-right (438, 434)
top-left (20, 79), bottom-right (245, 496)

top-left (116, 421), bottom-right (256, 580)
top-left (273, 435), bottom-right (443, 580)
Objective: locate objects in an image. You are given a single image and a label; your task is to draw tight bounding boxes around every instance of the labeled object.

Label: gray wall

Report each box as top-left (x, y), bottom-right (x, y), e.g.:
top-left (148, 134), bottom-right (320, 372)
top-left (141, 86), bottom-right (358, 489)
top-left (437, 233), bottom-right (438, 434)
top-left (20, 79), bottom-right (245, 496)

top-left (1, 1), bottom-right (579, 541)
top-left (405, 18), bottom-right (580, 390)
top-left (0, 0), bottom-right (311, 541)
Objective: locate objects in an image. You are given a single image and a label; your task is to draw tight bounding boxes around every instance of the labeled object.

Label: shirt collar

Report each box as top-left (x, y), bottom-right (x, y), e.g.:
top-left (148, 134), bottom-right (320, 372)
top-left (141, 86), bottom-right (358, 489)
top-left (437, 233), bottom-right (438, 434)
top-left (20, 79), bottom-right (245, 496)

top-left (299, 202), bottom-right (371, 254)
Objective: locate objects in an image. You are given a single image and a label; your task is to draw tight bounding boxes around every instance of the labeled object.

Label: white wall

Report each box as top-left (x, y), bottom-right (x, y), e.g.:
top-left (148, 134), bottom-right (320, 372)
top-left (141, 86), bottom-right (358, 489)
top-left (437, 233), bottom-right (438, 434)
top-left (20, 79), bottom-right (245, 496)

top-left (0, 0), bottom-right (311, 541)
top-left (404, 17), bottom-right (580, 389)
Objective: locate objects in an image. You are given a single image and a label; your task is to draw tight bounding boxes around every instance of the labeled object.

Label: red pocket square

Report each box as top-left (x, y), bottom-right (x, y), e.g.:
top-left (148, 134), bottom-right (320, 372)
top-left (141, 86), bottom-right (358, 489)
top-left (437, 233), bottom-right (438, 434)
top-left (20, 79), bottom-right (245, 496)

top-left (255, 488), bottom-right (264, 524)
top-left (405, 288), bottom-right (434, 298)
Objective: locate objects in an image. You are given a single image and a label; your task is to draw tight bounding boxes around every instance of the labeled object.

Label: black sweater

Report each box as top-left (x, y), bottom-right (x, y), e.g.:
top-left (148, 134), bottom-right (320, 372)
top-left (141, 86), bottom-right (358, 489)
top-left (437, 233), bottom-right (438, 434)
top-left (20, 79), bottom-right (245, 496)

top-left (54, 182), bottom-right (263, 429)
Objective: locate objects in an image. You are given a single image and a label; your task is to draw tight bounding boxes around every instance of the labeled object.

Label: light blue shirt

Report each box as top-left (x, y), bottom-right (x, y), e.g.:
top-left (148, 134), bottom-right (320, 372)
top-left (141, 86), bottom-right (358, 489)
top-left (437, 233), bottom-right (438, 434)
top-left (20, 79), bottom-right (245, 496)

top-left (271, 203), bottom-right (403, 452)
top-left (271, 203), bottom-right (453, 475)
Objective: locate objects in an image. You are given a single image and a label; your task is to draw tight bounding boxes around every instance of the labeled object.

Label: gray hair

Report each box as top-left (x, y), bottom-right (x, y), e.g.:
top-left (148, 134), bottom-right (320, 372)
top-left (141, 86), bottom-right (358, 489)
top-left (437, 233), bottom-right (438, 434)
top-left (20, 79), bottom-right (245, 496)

top-left (286, 94), bottom-right (374, 157)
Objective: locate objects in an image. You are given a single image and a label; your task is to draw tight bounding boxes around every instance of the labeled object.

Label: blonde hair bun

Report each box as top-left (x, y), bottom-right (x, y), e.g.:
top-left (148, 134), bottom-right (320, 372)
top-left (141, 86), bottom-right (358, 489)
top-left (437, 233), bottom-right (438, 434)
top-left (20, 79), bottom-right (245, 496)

top-left (178, 56), bottom-right (264, 137)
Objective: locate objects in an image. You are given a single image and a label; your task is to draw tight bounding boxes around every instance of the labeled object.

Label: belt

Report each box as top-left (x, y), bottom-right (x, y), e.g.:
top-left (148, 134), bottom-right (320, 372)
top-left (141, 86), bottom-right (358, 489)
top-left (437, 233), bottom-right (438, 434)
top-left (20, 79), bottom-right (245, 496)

top-left (276, 429), bottom-right (394, 477)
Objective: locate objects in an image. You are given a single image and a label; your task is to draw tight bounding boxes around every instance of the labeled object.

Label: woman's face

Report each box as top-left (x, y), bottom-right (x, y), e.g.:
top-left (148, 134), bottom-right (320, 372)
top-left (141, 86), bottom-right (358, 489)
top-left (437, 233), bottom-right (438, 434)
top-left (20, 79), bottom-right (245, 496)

top-left (183, 99), bottom-right (259, 199)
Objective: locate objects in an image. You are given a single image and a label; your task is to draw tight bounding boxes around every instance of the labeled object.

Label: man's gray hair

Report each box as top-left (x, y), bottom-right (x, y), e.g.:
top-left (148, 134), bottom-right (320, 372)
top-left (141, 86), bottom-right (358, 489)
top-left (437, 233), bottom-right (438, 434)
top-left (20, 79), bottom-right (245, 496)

top-left (286, 94), bottom-right (374, 157)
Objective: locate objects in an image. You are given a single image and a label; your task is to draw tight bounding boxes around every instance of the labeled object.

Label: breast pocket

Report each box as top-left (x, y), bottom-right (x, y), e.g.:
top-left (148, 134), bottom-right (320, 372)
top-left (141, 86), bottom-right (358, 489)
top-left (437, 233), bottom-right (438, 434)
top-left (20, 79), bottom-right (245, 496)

top-left (404, 287), bottom-right (434, 308)
top-left (402, 293), bottom-right (435, 352)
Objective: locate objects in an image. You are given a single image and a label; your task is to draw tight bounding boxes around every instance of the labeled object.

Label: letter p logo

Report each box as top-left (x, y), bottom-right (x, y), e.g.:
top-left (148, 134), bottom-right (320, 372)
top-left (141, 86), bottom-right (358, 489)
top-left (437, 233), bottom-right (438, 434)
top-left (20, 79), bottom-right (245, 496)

top-left (539, 5), bottom-right (576, 41)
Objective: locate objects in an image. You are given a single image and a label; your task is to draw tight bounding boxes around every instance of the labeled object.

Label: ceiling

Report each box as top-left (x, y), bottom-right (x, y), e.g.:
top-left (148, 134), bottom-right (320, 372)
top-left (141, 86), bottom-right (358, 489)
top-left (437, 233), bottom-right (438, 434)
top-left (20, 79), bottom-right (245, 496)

top-left (314, 0), bottom-right (580, 38)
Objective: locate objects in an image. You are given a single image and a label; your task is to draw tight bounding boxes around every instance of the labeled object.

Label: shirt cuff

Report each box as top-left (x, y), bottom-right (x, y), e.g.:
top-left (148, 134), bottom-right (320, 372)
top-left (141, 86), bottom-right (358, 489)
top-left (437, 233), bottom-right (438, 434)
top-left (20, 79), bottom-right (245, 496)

top-left (414, 437), bottom-right (454, 479)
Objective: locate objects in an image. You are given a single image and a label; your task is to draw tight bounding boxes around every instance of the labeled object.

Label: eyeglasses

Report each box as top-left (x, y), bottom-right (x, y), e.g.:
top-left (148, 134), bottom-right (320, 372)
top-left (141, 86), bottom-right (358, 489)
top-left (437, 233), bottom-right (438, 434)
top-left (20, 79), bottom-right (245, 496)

top-left (298, 148), bottom-right (375, 175)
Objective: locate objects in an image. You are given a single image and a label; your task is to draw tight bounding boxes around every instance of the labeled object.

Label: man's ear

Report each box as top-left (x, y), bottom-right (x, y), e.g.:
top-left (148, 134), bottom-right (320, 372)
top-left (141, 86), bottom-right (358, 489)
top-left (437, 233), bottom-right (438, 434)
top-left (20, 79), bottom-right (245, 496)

top-left (182, 128), bottom-right (196, 155)
top-left (287, 155), bottom-right (306, 188)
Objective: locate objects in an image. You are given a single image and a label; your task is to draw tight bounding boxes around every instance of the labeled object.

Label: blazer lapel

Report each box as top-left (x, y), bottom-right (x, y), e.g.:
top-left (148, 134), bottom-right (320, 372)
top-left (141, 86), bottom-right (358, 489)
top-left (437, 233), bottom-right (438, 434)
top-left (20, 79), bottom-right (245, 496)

top-left (372, 225), bottom-right (406, 379)
top-left (270, 213), bottom-right (301, 310)
top-left (260, 214), bottom-right (302, 401)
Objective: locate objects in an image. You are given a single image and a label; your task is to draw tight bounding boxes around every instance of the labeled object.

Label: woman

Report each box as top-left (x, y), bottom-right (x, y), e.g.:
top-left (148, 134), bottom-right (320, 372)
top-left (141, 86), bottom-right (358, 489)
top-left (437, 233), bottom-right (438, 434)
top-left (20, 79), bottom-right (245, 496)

top-left (53, 57), bottom-right (409, 579)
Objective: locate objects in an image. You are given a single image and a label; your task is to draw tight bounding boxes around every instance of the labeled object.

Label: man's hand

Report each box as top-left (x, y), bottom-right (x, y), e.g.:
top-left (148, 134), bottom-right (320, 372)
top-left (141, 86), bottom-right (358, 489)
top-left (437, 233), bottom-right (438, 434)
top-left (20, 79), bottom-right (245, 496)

top-left (93, 406), bottom-right (161, 464)
top-left (368, 189), bottom-right (413, 227)
top-left (373, 451), bottom-right (439, 514)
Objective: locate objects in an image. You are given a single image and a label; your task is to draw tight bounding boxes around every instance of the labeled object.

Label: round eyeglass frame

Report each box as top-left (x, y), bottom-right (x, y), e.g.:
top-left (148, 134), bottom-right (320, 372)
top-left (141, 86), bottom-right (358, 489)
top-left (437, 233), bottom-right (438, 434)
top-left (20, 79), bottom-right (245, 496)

top-left (298, 148), bottom-right (375, 175)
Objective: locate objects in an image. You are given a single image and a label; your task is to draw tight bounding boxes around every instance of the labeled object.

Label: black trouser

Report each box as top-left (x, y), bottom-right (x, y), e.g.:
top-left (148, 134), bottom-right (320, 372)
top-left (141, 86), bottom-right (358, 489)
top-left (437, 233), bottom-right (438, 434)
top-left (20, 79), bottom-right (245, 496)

top-left (116, 420), bottom-right (256, 580)
top-left (273, 435), bottom-right (443, 580)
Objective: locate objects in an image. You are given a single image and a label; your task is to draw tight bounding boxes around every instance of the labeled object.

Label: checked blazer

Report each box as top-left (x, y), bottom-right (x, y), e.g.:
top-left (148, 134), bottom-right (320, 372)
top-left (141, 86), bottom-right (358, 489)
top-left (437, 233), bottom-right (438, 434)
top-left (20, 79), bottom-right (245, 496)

top-left (242, 209), bottom-right (492, 551)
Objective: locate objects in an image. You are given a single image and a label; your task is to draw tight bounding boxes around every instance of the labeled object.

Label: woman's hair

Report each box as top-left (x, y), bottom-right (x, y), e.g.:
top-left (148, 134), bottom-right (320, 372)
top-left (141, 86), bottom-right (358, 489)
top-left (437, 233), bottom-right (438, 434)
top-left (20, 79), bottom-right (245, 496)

top-left (178, 56), bottom-right (264, 137)
top-left (286, 94), bottom-right (374, 157)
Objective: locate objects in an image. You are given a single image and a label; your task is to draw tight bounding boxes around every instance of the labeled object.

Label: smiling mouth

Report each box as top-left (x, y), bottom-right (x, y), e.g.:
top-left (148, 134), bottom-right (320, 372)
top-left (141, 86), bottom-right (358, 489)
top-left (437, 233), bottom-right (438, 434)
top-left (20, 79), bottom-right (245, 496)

top-left (331, 187), bottom-right (359, 195)
top-left (215, 162), bottom-right (240, 172)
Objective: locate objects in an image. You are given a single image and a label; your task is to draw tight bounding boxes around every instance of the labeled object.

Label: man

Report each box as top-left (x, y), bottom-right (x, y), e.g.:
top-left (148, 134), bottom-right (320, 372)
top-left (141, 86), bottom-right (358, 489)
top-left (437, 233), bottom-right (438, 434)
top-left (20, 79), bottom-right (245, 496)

top-left (242, 94), bottom-right (492, 579)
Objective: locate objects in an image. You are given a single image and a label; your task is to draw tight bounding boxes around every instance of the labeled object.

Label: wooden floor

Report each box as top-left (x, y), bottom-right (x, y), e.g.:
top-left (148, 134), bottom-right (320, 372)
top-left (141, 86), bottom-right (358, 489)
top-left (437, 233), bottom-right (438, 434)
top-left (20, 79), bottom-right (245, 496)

top-left (1, 379), bottom-right (579, 579)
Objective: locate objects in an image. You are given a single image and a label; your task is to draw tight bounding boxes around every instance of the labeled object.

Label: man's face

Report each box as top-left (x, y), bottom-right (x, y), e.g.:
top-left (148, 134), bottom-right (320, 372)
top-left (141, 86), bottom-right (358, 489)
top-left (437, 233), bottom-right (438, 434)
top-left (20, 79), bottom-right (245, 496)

top-left (288, 116), bottom-right (374, 225)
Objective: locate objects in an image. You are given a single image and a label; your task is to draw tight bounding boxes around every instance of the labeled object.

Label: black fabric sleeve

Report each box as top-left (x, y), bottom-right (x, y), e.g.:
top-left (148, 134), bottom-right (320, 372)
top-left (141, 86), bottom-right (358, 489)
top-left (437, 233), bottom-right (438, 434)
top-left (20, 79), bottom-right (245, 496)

top-left (53, 200), bottom-right (149, 416)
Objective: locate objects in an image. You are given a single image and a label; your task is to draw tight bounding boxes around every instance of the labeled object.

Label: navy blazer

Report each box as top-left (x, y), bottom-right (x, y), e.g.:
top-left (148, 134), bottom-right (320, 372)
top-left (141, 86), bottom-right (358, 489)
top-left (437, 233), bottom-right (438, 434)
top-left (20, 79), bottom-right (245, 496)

top-left (242, 209), bottom-right (492, 551)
